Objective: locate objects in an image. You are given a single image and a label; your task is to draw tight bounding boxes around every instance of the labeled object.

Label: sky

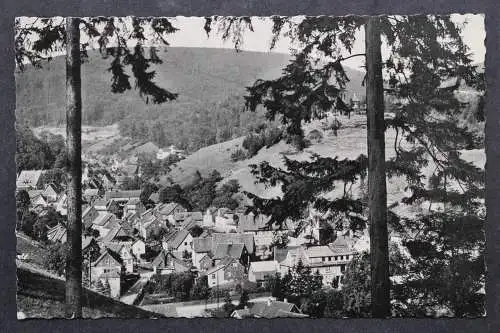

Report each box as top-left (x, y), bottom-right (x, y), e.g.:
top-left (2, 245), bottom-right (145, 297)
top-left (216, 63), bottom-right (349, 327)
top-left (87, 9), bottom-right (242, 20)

top-left (164, 14), bottom-right (485, 70)
top-left (18, 14), bottom-right (485, 70)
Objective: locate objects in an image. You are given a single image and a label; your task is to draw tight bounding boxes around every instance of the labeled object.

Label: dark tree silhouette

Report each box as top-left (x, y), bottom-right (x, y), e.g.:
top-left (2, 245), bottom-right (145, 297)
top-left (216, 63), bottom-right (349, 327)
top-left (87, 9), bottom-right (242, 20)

top-left (206, 15), bottom-right (484, 317)
top-left (15, 16), bottom-right (180, 318)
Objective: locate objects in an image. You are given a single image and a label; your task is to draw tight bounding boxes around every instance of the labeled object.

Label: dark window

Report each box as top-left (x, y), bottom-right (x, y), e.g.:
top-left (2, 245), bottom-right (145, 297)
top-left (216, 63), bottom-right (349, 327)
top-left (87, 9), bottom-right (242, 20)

top-left (341, 265), bottom-right (346, 272)
top-left (322, 257), bottom-right (325, 262)
top-left (334, 256), bottom-right (338, 260)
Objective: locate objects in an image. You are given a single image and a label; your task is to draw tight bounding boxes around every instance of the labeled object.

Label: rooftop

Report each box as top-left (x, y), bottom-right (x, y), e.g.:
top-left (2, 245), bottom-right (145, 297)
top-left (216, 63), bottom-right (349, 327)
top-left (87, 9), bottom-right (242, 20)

top-left (213, 243), bottom-right (245, 260)
top-left (249, 260), bottom-right (279, 273)
top-left (163, 229), bottom-right (190, 249)
top-left (16, 170), bottom-right (43, 188)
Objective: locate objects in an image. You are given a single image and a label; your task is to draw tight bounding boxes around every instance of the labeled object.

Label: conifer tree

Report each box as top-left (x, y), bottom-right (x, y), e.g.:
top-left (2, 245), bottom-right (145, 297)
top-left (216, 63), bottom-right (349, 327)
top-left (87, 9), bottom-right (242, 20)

top-left (15, 16), bottom-right (180, 318)
top-left (206, 14), bottom-right (484, 317)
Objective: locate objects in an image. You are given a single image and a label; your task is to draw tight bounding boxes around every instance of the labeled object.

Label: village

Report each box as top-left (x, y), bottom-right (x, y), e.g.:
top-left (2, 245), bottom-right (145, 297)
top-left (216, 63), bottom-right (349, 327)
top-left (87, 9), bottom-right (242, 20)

top-left (15, 133), bottom-right (368, 318)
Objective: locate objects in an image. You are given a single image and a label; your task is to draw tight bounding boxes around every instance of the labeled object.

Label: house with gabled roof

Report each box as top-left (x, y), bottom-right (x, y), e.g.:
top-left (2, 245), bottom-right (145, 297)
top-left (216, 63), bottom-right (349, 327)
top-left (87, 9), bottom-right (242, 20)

top-left (101, 224), bottom-right (133, 244)
top-left (248, 260), bottom-right (279, 285)
top-left (161, 229), bottom-right (193, 257)
top-left (231, 298), bottom-right (308, 319)
top-left (151, 250), bottom-right (191, 275)
top-left (92, 212), bottom-right (120, 239)
top-left (213, 243), bottom-right (249, 267)
top-left (16, 170), bottom-right (44, 190)
top-left (82, 205), bottom-right (99, 229)
top-left (275, 245), bottom-right (309, 277)
top-left (83, 188), bottom-right (100, 203)
top-left (100, 173), bottom-right (116, 190)
top-left (123, 197), bottom-right (145, 216)
top-left (139, 214), bottom-right (166, 241)
top-left (93, 199), bottom-right (109, 212)
top-left (42, 183), bottom-right (62, 203)
top-left (206, 256), bottom-right (245, 288)
top-left (131, 239), bottom-right (146, 259)
top-left (198, 253), bottom-right (215, 272)
top-left (192, 233), bottom-right (255, 269)
top-left (91, 247), bottom-right (123, 298)
top-left (28, 190), bottom-right (48, 208)
top-left (155, 202), bottom-right (188, 222)
top-left (103, 243), bottom-right (136, 273)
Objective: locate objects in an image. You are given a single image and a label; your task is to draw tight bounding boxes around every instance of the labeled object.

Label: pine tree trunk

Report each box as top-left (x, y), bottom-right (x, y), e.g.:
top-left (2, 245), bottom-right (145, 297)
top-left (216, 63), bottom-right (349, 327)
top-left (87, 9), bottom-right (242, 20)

top-left (65, 17), bottom-right (83, 319)
top-left (365, 16), bottom-right (390, 318)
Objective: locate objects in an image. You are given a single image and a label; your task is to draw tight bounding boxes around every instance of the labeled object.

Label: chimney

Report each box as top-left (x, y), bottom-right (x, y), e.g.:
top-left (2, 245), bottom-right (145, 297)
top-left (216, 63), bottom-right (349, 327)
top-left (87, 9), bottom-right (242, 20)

top-left (267, 299), bottom-right (272, 306)
top-left (244, 305), bottom-right (248, 310)
top-left (283, 298), bottom-right (288, 303)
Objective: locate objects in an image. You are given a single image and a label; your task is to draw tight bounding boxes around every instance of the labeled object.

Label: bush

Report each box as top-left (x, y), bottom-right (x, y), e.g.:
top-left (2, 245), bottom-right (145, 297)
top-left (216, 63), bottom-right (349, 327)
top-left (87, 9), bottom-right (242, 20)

top-left (242, 133), bottom-right (265, 157)
top-left (242, 126), bottom-right (283, 158)
top-left (307, 129), bottom-right (323, 142)
top-left (231, 148), bottom-right (247, 162)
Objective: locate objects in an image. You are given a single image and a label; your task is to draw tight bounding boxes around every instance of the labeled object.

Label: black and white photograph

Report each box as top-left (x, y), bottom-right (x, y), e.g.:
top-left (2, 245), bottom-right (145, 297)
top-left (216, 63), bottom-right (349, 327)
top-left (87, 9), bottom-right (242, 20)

top-left (14, 14), bottom-right (486, 319)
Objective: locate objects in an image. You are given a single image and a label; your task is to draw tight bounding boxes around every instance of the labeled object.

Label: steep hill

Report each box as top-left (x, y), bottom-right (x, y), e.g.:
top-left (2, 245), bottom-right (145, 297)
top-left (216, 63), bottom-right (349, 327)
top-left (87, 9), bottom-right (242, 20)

top-left (167, 113), bottom-right (485, 211)
top-left (16, 47), bottom-right (366, 128)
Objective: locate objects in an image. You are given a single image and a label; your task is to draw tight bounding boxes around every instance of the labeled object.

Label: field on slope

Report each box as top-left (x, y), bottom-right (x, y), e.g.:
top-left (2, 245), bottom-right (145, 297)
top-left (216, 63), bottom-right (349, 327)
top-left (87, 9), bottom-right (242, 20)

top-left (168, 113), bottom-right (485, 212)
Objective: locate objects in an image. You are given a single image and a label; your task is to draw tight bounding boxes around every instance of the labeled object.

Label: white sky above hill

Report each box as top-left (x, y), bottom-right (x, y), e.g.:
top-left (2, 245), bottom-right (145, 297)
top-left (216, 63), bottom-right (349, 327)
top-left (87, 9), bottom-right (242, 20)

top-left (18, 14), bottom-right (485, 70)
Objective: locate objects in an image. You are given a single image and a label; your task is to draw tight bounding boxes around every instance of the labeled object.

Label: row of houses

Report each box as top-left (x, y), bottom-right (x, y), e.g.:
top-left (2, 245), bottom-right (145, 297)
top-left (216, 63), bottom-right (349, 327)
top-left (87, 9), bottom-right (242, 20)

top-left (19, 167), bottom-right (359, 305)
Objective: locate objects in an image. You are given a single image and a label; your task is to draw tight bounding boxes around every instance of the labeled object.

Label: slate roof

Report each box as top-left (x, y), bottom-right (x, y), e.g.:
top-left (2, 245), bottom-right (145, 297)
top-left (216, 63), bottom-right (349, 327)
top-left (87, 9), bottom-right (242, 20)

top-left (193, 233), bottom-right (255, 255)
top-left (329, 235), bottom-right (356, 255)
top-left (233, 300), bottom-right (307, 319)
top-left (105, 190), bottom-right (141, 201)
top-left (156, 202), bottom-right (183, 216)
top-left (28, 190), bottom-right (44, 200)
top-left (101, 225), bottom-right (131, 243)
top-left (17, 170), bottom-right (43, 188)
top-left (193, 237), bottom-right (213, 253)
top-left (181, 217), bottom-right (202, 231)
top-left (306, 246), bottom-right (336, 258)
top-left (213, 243), bottom-right (245, 260)
top-left (93, 212), bottom-right (116, 227)
top-left (92, 248), bottom-right (123, 266)
top-left (174, 211), bottom-right (203, 222)
top-left (213, 233), bottom-right (254, 254)
top-left (93, 199), bottom-right (108, 209)
top-left (163, 229), bottom-right (190, 249)
top-left (206, 257), bottom-right (239, 275)
top-left (249, 260), bottom-right (279, 273)
top-left (47, 223), bottom-right (67, 243)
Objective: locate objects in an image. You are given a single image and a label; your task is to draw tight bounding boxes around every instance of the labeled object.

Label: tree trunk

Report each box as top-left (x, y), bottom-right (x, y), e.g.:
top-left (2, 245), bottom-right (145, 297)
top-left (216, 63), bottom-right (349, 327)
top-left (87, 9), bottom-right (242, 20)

top-left (65, 17), bottom-right (83, 319)
top-left (365, 16), bottom-right (390, 318)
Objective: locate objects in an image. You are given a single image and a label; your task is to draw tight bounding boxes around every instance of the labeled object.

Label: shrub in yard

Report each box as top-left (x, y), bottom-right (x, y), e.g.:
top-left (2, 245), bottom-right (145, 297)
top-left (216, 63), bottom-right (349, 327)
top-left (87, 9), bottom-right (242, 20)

top-left (230, 148), bottom-right (247, 162)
